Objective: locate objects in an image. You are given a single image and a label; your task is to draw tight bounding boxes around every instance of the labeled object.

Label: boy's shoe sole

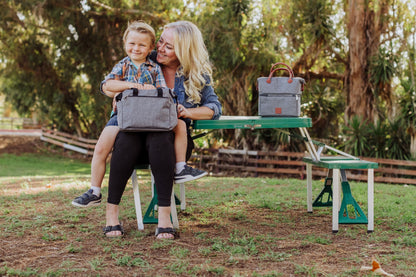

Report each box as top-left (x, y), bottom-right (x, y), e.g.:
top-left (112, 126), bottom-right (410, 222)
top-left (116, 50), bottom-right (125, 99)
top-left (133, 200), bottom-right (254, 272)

top-left (71, 189), bottom-right (102, 207)
top-left (174, 171), bottom-right (208, 184)
top-left (71, 199), bottom-right (101, 207)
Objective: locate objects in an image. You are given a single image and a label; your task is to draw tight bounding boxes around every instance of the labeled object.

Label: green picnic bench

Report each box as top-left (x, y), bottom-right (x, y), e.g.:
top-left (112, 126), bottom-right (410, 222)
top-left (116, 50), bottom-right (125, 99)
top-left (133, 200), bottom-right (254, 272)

top-left (131, 116), bottom-right (378, 233)
top-left (303, 157), bottom-right (378, 233)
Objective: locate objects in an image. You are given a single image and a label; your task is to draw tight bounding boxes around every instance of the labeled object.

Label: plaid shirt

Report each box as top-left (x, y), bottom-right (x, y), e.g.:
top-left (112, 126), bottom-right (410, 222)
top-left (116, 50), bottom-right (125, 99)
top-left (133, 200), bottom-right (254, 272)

top-left (101, 56), bottom-right (166, 93)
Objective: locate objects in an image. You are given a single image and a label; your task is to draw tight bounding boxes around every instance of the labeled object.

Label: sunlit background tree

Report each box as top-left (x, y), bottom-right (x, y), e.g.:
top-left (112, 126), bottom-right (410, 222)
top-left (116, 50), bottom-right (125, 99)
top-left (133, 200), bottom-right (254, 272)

top-left (1, 0), bottom-right (415, 159)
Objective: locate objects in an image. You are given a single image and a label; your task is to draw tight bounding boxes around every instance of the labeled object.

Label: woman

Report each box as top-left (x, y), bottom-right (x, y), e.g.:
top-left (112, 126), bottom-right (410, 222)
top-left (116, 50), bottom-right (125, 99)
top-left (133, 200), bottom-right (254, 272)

top-left (105, 21), bottom-right (222, 239)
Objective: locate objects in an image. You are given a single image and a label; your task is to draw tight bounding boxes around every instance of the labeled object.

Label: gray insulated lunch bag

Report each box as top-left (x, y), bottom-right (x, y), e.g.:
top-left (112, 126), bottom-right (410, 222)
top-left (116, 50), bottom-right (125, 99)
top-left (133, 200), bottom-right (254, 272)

top-left (257, 62), bottom-right (305, 117)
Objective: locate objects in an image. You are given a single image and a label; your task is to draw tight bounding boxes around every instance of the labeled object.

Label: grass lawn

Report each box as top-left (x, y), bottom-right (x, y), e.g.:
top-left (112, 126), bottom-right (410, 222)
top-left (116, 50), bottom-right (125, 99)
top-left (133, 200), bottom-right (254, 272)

top-left (0, 153), bottom-right (415, 276)
top-left (0, 153), bottom-right (92, 177)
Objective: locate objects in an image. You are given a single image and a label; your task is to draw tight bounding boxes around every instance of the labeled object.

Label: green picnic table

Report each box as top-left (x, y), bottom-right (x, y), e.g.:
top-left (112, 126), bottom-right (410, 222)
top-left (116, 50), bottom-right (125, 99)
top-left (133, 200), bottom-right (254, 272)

top-left (133, 116), bottom-right (377, 233)
top-left (192, 115), bottom-right (312, 130)
top-left (134, 116), bottom-right (312, 230)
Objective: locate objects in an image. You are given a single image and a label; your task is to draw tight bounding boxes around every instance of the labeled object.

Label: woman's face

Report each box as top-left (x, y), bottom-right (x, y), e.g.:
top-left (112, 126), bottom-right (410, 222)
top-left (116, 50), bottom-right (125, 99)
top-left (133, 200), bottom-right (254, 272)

top-left (156, 28), bottom-right (180, 67)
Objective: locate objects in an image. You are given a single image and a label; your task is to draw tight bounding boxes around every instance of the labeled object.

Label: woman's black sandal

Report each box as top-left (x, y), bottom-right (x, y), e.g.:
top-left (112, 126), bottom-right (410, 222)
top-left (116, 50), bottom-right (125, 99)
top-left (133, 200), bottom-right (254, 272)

top-left (155, 227), bottom-right (179, 240)
top-left (103, 224), bottom-right (124, 237)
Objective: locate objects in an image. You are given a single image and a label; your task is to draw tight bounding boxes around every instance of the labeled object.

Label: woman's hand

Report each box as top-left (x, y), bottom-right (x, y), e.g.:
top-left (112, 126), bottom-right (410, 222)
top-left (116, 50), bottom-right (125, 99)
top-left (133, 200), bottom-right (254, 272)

top-left (177, 104), bottom-right (214, 120)
top-left (177, 104), bottom-right (190, 118)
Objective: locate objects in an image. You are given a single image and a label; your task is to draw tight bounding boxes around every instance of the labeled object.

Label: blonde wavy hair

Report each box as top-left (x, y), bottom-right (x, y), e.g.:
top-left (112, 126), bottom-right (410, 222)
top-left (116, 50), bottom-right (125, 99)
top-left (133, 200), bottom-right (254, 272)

top-left (123, 21), bottom-right (156, 47)
top-left (164, 21), bottom-right (213, 104)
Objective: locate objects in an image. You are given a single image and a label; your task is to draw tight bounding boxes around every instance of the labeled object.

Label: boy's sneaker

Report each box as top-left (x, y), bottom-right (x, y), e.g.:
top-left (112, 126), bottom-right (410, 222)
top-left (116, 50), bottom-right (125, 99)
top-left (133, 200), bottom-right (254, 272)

top-left (71, 189), bottom-right (102, 207)
top-left (174, 165), bottom-right (208, 184)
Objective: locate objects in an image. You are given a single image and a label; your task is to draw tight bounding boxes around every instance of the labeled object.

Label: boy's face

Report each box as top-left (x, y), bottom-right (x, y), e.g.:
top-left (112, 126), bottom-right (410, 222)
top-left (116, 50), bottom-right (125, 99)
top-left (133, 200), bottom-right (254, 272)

top-left (125, 30), bottom-right (153, 65)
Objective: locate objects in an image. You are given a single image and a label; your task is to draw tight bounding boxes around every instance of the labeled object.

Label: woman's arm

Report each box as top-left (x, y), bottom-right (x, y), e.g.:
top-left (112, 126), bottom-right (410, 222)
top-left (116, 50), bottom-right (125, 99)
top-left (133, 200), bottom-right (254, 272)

top-left (175, 74), bottom-right (222, 120)
top-left (197, 83), bottom-right (222, 120)
top-left (177, 105), bottom-right (214, 120)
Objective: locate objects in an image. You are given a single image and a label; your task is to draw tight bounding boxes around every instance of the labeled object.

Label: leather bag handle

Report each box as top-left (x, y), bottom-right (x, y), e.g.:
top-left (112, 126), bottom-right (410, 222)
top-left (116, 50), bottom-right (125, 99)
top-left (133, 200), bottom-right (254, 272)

top-left (266, 62), bottom-right (294, 84)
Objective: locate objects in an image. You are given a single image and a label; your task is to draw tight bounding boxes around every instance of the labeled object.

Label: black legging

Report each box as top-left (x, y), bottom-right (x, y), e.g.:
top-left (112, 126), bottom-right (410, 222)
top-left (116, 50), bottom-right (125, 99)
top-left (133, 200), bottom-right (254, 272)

top-left (107, 131), bottom-right (175, 207)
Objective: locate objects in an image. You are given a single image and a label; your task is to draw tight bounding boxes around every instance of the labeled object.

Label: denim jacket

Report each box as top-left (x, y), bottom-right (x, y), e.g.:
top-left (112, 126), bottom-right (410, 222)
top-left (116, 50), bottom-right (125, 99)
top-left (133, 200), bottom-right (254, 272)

top-left (174, 74), bottom-right (222, 127)
top-left (144, 50), bottom-right (221, 127)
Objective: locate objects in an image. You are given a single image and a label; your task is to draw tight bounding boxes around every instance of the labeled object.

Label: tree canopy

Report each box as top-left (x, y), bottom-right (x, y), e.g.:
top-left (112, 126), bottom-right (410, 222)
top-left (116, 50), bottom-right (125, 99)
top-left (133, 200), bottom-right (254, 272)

top-left (1, 0), bottom-right (415, 158)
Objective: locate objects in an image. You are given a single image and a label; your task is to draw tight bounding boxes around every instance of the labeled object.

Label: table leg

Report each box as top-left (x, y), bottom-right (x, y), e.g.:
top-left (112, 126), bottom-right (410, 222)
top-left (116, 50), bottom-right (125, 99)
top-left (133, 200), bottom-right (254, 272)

top-left (306, 163), bottom-right (313, 212)
top-left (132, 170), bottom-right (144, 230)
top-left (332, 169), bottom-right (340, 233)
top-left (300, 127), bottom-right (319, 160)
top-left (180, 183), bottom-right (186, 211)
top-left (171, 190), bottom-right (179, 229)
top-left (368, 168), bottom-right (374, 232)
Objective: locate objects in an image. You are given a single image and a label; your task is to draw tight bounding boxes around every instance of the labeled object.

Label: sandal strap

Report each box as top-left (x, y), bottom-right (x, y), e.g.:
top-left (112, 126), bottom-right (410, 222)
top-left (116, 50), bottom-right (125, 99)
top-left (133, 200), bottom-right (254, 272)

top-left (103, 224), bottom-right (124, 235)
top-left (155, 227), bottom-right (179, 238)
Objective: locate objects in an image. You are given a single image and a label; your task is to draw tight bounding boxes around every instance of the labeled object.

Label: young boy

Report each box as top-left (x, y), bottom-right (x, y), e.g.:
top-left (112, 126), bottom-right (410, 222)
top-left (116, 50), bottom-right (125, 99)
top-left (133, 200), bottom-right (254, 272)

top-left (72, 21), bottom-right (206, 207)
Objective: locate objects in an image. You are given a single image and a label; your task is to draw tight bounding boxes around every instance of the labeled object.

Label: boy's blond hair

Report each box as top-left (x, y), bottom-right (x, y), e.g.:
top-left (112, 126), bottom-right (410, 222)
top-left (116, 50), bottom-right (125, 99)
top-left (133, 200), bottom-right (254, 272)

top-left (164, 21), bottom-right (213, 104)
top-left (123, 21), bottom-right (156, 47)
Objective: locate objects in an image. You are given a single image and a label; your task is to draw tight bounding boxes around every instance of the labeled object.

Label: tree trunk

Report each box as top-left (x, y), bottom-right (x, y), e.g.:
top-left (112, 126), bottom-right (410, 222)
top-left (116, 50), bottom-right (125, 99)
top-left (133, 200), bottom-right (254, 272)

top-left (345, 0), bottom-right (390, 123)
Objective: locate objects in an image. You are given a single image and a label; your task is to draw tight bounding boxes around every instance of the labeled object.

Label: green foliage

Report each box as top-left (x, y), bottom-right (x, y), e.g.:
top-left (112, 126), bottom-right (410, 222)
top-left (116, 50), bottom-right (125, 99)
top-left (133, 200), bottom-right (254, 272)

top-left (399, 80), bottom-right (416, 133)
top-left (0, 0), bottom-right (183, 137)
top-left (367, 120), bottom-right (388, 158)
top-left (386, 117), bottom-right (410, 160)
top-left (369, 47), bottom-right (399, 121)
top-left (199, 0), bottom-right (275, 111)
top-left (302, 82), bottom-right (344, 140)
top-left (370, 47), bottom-right (398, 87)
top-left (193, 0), bottom-right (280, 149)
top-left (341, 116), bottom-right (410, 159)
top-left (341, 116), bottom-right (370, 157)
top-left (398, 44), bottom-right (416, 139)
top-left (288, 0), bottom-right (335, 47)
top-left (1, 0), bottom-right (416, 158)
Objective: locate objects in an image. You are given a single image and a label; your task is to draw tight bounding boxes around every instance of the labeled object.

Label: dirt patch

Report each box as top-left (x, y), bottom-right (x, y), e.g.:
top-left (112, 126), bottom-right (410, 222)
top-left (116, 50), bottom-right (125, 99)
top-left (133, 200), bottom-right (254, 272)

top-left (0, 188), bottom-right (398, 276)
top-left (0, 135), bottom-right (91, 161)
top-left (0, 135), bottom-right (407, 276)
top-left (0, 135), bottom-right (44, 155)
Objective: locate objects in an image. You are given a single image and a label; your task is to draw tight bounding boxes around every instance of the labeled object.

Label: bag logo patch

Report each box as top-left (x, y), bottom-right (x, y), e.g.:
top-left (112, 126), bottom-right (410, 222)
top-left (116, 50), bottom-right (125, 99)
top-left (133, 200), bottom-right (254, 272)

top-left (275, 107), bottom-right (282, 114)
